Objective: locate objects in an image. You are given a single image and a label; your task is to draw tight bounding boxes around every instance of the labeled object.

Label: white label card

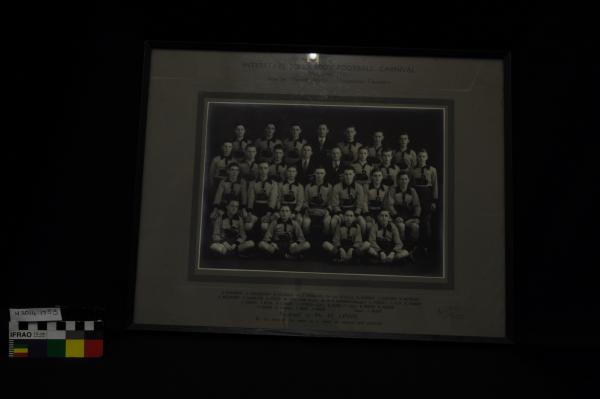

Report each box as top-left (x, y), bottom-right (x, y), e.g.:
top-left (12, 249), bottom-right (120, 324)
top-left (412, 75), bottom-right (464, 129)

top-left (9, 308), bottom-right (62, 321)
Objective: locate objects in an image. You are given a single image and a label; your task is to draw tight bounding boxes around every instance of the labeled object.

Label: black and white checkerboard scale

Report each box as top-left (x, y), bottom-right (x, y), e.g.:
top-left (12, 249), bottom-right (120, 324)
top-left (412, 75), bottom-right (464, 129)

top-left (9, 321), bottom-right (104, 331)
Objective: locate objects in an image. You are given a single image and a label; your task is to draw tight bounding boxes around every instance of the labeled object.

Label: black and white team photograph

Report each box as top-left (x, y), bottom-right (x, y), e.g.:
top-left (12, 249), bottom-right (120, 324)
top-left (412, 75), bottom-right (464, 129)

top-left (197, 100), bottom-right (446, 277)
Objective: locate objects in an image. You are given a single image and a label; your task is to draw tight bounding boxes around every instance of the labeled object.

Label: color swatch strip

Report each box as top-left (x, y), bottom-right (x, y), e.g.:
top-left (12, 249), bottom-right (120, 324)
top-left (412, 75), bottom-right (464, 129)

top-left (8, 321), bottom-right (103, 358)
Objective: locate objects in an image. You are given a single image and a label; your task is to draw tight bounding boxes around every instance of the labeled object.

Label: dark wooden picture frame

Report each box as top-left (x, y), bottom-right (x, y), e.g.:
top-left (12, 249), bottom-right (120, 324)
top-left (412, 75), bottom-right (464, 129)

top-left (127, 41), bottom-right (513, 343)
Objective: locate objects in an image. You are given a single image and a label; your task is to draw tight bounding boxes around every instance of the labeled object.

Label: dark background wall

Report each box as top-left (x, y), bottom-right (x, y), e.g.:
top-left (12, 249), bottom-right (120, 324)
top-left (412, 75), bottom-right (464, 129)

top-left (7, 2), bottom-right (597, 394)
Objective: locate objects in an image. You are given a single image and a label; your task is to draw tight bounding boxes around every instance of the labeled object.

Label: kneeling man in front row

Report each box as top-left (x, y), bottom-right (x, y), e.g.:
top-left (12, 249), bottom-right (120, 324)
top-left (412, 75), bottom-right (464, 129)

top-left (210, 200), bottom-right (255, 256)
top-left (367, 210), bottom-right (410, 263)
top-left (323, 209), bottom-right (370, 263)
top-left (259, 205), bottom-right (311, 259)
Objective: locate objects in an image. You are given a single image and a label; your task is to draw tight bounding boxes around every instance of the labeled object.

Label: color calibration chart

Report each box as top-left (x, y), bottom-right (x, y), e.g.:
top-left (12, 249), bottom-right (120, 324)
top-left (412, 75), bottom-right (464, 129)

top-left (8, 308), bottom-right (103, 358)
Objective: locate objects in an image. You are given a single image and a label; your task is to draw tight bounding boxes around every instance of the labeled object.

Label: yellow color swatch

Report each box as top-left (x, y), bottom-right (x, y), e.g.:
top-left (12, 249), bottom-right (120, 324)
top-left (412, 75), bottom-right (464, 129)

top-left (14, 348), bottom-right (28, 354)
top-left (65, 339), bottom-right (84, 358)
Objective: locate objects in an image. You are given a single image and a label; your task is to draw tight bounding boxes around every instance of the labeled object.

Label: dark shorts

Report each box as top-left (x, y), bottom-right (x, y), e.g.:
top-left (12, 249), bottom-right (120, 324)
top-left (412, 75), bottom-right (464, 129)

top-left (395, 208), bottom-right (413, 221)
top-left (414, 187), bottom-right (433, 203)
top-left (222, 193), bottom-right (240, 204)
top-left (340, 205), bottom-right (355, 213)
top-left (414, 187), bottom-right (433, 216)
top-left (366, 208), bottom-right (383, 218)
top-left (260, 149), bottom-right (273, 159)
top-left (223, 229), bottom-right (240, 243)
top-left (280, 202), bottom-right (298, 210)
top-left (274, 239), bottom-right (291, 254)
top-left (253, 202), bottom-right (269, 217)
top-left (340, 239), bottom-right (354, 251)
top-left (307, 209), bottom-right (327, 223)
top-left (377, 239), bottom-right (395, 253)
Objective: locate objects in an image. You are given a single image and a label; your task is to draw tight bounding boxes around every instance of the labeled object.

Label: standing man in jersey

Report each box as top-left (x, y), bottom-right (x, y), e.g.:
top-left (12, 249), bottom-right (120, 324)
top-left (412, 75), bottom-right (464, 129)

top-left (268, 144), bottom-right (287, 182)
top-left (277, 165), bottom-right (305, 224)
top-left (364, 169), bottom-right (391, 232)
top-left (394, 132), bottom-right (417, 174)
top-left (283, 123), bottom-right (307, 166)
top-left (337, 125), bottom-right (363, 164)
top-left (367, 130), bottom-right (385, 166)
top-left (386, 171), bottom-right (421, 248)
top-left (208, 141), bottom-right (234, 188)
top-left (302, 166), bottom-right (333, 236)
top-left (378, 148), bottom-right (400, 188)
top-left (330, 167), bottom-right (367, 235)
top-left (246, 161), bottom-right (279, 234)
top-left (211, 162), bottom-right (248, 221)
top-left (239, 144), bottom-right (259, 182)
top-left (231, 123), bottom-right (252, 162)
top-left (352, 146), bottom-right (374, 189)
top-left (410, 148), bottom-right (438, 250)
top-left (255, 123), bottom-right (282, 163)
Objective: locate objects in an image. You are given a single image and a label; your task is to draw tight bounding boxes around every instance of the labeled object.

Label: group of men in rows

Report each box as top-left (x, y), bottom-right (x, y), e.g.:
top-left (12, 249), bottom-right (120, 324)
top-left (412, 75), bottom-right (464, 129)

top-left (206, 122), bottom-right (439, 264)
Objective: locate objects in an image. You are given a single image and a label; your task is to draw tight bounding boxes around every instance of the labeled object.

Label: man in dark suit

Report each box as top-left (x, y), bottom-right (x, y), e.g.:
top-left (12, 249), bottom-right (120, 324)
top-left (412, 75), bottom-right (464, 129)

top-left (312, 123), bottom-right (333, 165)
top-left (325, 146), bottom-right (346, 185)
top-left (295, 144), bottom-right (316, 185)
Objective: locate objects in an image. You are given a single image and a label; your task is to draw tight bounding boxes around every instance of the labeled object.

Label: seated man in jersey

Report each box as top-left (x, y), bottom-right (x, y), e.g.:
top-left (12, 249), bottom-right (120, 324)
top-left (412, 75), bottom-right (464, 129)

top-left (378, 148), bottom-right (400, 187)
top-left (367, 210), bottom-right (410, 264)
top-left (283, 123), bottom-right (307, 166)
top-left (351, 146), bottom-right (374, 188)
top-left (258, 205), bottom-right (311, 260)
top-left (325, 147), bottom-right (346, 185)
top-left (239, 144), bottom-right (259, 182)
top-left (385, 172), bottom-right (421, 248)
top-left (410, 148), bottom-right (439, 250)
top-left (393, 132), bottom-right (417, 174)
top-left (367, 130), bottom-right (385, 166)
top-left (210, 162), bottom-right (248, 221)
top-left (255, 123), bottom-right (282, 162)
top-left (337, 125), bottom-right (363, 164)
top-left (210, 200), bottom-right (255, 257)
top-left (302, 167), bottom-right (333, 236)
top-left (331, 167), bottom-right (367, 235)
top-left (295, 144), bottom-right (316, 185)
top-left (323, 209), bottom-right (370, 263)
top-left (246, 161), bottom-right (279, 233)
top-left (231, 123), bottom-right (252, 162)
top-left (208, 141), bottom-right (233, 188)
top-left (268, 144), bottom-right (287, 182)
top-left (276, 165), bottom-right (304, 224)
top-left (364, 169), bottom-right (391, 233)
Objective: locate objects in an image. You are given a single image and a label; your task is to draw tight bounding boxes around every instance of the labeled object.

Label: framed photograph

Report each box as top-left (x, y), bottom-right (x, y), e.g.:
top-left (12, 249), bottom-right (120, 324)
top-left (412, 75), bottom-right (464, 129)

top-left (129, 42), bottom-right (512, 342)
